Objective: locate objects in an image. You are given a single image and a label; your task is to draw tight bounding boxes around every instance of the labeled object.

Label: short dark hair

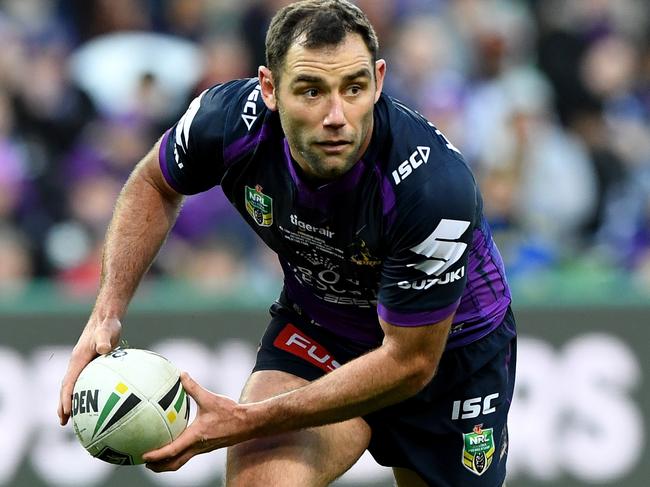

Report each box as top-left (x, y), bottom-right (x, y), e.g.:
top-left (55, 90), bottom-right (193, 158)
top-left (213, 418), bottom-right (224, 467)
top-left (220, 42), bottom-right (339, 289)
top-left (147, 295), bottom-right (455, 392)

top-left (265, 0), bottom-right (379, 82)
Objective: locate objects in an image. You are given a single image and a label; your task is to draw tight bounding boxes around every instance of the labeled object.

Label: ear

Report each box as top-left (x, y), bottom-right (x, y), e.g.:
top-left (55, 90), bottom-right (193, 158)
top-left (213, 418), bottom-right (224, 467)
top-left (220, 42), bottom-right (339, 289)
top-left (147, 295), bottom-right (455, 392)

top-left (373, 59), bottom-right (387, 103)
top-left (258, 66), bottom-right (278, 111)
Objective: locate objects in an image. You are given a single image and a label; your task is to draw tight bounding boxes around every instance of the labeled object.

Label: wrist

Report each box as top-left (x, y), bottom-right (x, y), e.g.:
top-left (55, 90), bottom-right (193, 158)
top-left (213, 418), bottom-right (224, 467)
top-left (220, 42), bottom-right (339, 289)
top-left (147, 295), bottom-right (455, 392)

top-left (239, 400), bottom-right (280, 440)
top-left (92, 297), bottom-right (127, 322)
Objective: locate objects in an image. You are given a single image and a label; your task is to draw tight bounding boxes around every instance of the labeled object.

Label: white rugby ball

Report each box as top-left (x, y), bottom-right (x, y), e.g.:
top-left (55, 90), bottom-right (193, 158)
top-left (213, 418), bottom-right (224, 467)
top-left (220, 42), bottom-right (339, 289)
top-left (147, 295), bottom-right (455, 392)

top-left (71, 348), bottom-right (189, 465)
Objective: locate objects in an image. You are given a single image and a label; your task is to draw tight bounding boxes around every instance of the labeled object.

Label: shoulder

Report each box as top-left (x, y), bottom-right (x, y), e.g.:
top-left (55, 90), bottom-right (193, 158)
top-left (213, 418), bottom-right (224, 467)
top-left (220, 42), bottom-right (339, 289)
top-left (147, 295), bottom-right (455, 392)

top-left (375, 94), bottom-right (478, 229)
top-left (161, 78), bottom-right (272, 194)
top-left (376, 94), bottom-right (465, 181)
top-left (185, 78), bottom-right (267, 138)
top-left (172, 78), bottom-right (273, 168)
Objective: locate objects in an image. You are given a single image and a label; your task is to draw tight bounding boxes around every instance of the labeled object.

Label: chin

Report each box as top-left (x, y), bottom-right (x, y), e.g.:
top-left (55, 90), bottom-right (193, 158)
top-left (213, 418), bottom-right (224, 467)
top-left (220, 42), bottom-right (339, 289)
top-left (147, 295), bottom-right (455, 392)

top-left (321, 160), bottom-right (353, 178)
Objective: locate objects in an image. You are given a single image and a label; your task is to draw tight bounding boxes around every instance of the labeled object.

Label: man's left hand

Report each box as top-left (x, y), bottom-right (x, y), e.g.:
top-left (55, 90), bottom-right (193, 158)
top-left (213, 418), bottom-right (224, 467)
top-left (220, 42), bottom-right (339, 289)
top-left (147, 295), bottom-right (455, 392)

top-left (143, 372), bottom-right (245, 472)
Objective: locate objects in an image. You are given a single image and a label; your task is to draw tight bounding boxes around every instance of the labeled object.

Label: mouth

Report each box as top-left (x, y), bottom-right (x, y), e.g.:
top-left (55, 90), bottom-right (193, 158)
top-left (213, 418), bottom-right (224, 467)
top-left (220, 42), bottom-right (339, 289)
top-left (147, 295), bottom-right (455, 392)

top-left (314, 140), bottom-right (351, 155)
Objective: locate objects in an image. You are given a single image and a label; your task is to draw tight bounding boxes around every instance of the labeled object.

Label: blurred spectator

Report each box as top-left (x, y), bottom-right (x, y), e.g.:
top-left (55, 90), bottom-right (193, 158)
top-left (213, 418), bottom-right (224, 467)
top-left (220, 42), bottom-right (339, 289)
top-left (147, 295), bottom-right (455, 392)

top-left (194, 34), bottom-right (254, 93)
top-left (383, 15), bottom-right (466, 146)
top-left (0, 224), bottom-right (32, 295)
top-left (9, 34), bottom-right (97, 276)
top-left (68, 31), bottom-right (202, 117)
top-left (477, 71), bottom-right (598, 274)
top-left (240, 0), bottom-right (294, 69)
top-left (0, 88), bottom-right (26, 220)
top-left (61, 0), bottom-right (152, 44)
top-left (569, 98), bottom-right (628, 239)
top-left (0, 0), bottom-right (649, 296)
top-left (161, 0), bottom-right (207, 41)
top-left (44, 220), bottom-right (101, 295)
top-left (129, 72), bottom-right (177, 132)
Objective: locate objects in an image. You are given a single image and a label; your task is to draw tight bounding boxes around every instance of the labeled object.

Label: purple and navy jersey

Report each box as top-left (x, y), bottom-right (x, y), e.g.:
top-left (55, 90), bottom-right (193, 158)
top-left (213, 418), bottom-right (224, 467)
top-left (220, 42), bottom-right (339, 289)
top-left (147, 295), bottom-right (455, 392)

top-left (159, 78), bottom-right (513, 350)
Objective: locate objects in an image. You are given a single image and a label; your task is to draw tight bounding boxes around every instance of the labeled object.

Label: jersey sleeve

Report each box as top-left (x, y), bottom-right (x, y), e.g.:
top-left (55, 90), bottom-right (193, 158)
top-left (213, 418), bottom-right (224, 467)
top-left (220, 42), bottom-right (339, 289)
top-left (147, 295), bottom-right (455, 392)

top-left (377, 152), bottom-right (478, 327)
top-left (159, 80), bottom-right (250, 195)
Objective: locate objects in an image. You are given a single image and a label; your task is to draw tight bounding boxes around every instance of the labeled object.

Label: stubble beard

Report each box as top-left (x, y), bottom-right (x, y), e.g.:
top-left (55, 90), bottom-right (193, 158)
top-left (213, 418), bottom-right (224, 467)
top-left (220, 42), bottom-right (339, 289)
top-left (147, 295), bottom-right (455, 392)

top-left (279, 102), bottom-right (371, 181)
top-left (300, 142), bottom-right (359, 180)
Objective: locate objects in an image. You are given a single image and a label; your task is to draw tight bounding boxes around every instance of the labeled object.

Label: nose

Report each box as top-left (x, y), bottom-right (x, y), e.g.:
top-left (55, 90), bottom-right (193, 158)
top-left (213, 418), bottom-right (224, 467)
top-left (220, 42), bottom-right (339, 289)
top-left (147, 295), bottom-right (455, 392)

top-left (323, 94), bottom-right (346, 129)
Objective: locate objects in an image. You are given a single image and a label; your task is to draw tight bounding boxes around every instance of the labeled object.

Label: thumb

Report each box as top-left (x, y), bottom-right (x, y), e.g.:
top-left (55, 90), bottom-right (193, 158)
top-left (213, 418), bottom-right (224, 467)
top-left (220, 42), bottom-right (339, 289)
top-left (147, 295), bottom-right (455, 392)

top-left (94, 326), bottom-right (113, 355)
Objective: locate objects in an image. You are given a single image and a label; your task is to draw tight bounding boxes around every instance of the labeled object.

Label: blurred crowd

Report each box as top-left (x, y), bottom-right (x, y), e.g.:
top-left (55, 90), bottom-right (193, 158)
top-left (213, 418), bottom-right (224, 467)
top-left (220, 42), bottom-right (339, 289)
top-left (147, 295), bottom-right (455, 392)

top-left (1, 0), bottom-right (650, 297)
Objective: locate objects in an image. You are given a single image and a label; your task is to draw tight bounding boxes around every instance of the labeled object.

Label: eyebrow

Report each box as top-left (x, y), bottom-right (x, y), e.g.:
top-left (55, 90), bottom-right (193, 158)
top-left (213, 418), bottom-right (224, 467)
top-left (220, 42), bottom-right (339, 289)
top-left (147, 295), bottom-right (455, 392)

top-left (291, 74), bottom-right (323, 87)
top-left (290, 68), bottom-right (373, 87)
top-left (343, 68), bottom-right (373, 83)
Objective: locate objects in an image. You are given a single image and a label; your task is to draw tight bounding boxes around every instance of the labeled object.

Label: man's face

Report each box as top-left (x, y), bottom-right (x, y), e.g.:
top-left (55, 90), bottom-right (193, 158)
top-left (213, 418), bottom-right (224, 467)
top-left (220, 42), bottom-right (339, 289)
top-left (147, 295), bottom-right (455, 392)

top-left (264, 34), bottom-right (385, 181)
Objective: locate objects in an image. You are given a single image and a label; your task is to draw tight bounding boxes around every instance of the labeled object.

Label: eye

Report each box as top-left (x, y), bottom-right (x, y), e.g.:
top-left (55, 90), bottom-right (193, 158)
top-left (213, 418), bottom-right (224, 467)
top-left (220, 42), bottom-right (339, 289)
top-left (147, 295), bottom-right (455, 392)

top-left (347, 85), bottom-right (363, 96)
top-left (304, 88), bottom-right (319, 98)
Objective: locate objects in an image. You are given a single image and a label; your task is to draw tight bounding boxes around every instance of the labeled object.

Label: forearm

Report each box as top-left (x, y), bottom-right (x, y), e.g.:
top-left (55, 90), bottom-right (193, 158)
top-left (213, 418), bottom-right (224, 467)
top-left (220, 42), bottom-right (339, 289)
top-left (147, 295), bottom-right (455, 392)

top-left (246, 342), bottom-right (434, 437)
top-left (93, 150), bottom-right (183, 319)
top-left (236, 315), bottom-right (454, 442)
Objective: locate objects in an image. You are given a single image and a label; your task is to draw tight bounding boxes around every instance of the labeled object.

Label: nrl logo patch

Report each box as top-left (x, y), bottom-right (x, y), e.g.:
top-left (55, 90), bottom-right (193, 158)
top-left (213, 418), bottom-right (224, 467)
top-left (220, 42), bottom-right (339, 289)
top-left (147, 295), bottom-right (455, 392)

top-left (462, 424), bottom-right (495, 476)
top-left (245, 185), bottom-right (273, 227)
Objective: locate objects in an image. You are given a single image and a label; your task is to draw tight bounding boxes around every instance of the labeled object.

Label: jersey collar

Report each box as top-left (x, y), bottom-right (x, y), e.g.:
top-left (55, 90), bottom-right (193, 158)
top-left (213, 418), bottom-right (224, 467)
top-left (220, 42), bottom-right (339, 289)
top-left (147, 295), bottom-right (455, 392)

top-left (283, 138), bottom-right (368, 208)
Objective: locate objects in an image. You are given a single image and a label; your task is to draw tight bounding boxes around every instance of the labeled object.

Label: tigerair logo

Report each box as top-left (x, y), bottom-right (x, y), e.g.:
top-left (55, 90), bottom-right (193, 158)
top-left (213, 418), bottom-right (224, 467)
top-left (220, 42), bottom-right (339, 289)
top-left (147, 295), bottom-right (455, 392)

top-left (290, 214), bottom-right (334, 238)
top-left (391, 146), bottom-right (430, 185)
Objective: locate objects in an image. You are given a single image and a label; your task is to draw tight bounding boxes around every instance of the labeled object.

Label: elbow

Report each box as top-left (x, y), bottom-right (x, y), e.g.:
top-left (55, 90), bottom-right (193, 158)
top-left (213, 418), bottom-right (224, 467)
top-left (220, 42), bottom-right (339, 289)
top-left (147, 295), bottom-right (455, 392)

top-left (402, 357), bottom-right (438, 396)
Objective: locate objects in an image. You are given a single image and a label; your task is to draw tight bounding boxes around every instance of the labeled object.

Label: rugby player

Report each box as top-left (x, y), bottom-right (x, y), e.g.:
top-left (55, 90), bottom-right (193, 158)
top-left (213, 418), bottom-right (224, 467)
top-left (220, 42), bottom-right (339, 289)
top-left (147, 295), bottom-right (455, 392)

top-left (59, 1), bottom-right (516, 485)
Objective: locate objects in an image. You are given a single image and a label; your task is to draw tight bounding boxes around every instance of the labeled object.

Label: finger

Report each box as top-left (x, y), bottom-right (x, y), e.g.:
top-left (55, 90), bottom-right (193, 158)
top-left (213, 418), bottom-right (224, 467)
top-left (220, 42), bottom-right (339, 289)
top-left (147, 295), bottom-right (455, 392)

top-left (57, 397), bottom-right (69, 426)
top-left (146, 449), bottom-right (195, 472)
top-left (58, 383), bottom-right (72, 425)
top-left (142, 426), bottom-right (199, 463)
top-left (58, 366), bottom-right (82, 425)
top-left (58, 346), bottom-right (98, 425)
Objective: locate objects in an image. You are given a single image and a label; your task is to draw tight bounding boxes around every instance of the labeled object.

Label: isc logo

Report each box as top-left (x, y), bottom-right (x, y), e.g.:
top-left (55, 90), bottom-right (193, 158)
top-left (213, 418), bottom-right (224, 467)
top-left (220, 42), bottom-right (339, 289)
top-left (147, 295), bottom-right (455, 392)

top-left (452, 393), bottom-right (500, 420)
top-left (391, 146), bottom-right (431, 185)
top-left (241, 84), bottom-right (262, 130)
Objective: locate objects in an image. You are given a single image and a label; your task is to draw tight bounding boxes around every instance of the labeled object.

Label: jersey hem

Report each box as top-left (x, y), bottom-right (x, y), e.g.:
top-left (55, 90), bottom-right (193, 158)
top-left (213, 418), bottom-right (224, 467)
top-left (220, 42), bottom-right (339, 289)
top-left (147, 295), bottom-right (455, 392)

top-left (159, 128), bottom-right (181, 193)
top-left (377, 299), bottom-right (460, 326)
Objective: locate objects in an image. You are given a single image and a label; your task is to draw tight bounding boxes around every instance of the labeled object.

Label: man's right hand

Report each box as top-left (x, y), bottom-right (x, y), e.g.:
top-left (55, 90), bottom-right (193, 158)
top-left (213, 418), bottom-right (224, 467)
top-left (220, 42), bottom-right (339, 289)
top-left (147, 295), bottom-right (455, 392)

top-left (58, 317), bottom-right (122, 425)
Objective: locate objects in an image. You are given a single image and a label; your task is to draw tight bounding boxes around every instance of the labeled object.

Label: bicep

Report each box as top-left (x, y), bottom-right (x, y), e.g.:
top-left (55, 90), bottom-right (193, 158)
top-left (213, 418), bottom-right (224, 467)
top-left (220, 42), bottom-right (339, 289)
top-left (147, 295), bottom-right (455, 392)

top-left (378, 165), bottom-right (477, 325)
top-left (134, 139), bottom-right (184, 204)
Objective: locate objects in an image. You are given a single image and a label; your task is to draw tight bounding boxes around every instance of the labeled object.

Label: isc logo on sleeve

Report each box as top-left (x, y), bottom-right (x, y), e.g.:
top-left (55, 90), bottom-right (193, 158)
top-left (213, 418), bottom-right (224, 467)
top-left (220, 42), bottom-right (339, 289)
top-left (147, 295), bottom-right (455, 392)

top-left (390, 127), bottom-right (461, 185)
top-left (391, 146), bottom-right (430, 185)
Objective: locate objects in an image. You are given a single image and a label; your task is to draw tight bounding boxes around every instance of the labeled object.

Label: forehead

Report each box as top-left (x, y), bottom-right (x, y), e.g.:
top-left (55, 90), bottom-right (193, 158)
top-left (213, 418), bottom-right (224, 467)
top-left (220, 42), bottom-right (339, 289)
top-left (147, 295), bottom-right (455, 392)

top-left (282, 33), bottom-right (373, 82)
